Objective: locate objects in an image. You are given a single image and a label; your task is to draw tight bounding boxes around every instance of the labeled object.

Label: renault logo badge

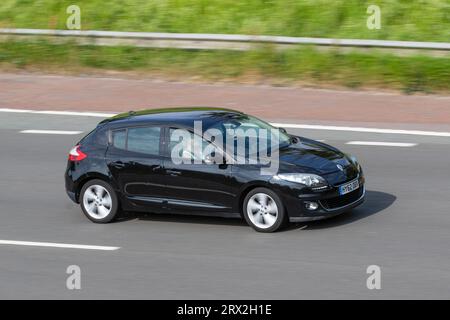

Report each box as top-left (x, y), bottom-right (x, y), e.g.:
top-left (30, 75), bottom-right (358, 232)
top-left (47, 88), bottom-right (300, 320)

top-left (337, 164), bottom-right (344, 171)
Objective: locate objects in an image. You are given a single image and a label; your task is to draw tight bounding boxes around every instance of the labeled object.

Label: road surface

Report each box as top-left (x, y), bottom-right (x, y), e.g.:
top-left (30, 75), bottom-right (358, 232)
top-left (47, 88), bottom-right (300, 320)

top-left (0, 109), bottom-right (449, 299)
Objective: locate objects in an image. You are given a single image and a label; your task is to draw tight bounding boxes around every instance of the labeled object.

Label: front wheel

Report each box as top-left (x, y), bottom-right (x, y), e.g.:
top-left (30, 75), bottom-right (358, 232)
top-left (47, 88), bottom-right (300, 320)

top-left (243, 188), bottom-right (286, 232)
top-left (80, 179), bottom-right (120, 223)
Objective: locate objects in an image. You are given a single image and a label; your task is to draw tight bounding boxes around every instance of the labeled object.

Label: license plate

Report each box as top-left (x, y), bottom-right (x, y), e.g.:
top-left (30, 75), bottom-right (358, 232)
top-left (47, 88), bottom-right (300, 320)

top-left (339, 179), bottom-right (359, 195)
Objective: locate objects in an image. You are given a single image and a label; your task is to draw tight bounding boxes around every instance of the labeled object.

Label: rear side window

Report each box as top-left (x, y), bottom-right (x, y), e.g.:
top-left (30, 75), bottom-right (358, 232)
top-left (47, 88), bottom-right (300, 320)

top-left (128, 127), bottom-right (161, 155)
top-left (111, 126), bottom-right (161, 156)
top-left (78, 126), bottom-right (109, 147)
top-left (112, 129), bottom-right (126, 149)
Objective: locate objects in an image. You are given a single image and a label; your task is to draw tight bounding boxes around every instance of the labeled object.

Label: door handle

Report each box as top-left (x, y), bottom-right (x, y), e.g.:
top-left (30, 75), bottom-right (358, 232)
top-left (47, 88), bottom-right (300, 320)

top-left (111, 161), bottom-right (126, 169)
top-left (166, 169), bottom-right (181, 176)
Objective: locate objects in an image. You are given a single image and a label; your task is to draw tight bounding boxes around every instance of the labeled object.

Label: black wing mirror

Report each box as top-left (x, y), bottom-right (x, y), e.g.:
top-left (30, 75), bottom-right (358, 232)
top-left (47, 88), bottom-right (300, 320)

top-left (279, 127), bottom-right (288, 134)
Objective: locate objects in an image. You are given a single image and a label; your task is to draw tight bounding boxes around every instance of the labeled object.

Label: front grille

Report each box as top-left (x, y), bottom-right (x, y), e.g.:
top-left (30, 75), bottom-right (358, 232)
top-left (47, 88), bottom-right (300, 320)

top-left (320, 187), bottom-right (364, 210)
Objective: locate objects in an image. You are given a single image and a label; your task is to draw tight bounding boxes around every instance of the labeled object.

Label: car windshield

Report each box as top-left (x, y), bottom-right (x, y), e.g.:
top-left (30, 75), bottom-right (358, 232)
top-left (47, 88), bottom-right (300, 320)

top-left (205, 114), bottom-right (292, 156)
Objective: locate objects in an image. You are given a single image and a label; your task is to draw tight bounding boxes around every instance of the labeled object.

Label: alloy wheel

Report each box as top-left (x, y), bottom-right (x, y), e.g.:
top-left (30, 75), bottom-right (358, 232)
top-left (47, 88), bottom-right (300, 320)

top-left (246, 193), bottom-right (279, 229)
top-left (82, 185), bottom-right (113, 219)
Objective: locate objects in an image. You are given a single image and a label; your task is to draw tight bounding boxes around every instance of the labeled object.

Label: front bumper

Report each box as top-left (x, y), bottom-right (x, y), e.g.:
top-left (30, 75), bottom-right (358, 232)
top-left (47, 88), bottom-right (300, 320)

top-left (289, 186), bottom-right (365, 222)
top-left (269, 172), bottom-right (366, 222)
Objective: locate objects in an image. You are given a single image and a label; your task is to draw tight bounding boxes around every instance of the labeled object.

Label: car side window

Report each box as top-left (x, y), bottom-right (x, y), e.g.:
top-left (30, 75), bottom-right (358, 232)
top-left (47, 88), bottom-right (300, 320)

top-left (112, 129), bottom-right (127, 150)
top-left (168, 128), bottom-right (213, 161)
top-left (111, 126), bottom-right (161, 156)
top-left (128, 127), bottom-right (161, 155)
top-left (168, 128), bottom-right (195, 160)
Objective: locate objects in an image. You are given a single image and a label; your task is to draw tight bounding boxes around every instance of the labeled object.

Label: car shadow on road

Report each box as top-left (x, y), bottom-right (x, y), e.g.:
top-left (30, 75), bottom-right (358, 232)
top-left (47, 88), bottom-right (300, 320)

top-left (123, 211), bottom-right (249, 227)
top-left (120, 190), bottom-right (395, 231)
top-left (289, 190), bottom-right (396, 231)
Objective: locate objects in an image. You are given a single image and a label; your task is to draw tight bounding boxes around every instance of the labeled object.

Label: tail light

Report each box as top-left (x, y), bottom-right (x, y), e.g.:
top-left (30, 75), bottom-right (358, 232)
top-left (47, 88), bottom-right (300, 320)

top-left (69, 145), bottom-right (87, 162)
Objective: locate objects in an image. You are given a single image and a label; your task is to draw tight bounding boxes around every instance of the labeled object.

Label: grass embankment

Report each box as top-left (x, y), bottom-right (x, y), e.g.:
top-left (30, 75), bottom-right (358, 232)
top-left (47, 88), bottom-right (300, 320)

top-left (1, 0), bottom-right (449, 41)
top-left (0, 1), bottom-right (449, 93)
top-left (1, 41), bottom-right (449, 93)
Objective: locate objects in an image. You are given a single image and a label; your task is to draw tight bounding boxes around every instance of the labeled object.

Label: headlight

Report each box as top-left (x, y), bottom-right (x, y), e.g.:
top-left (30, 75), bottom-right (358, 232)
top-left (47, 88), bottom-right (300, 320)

top-left (276, 173), bottom-right (328, 189)
top-left (348, 154), bottom-right (362, 172)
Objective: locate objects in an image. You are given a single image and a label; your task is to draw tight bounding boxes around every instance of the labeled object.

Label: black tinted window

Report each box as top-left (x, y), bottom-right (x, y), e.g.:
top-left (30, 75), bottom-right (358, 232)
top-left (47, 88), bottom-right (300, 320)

top-left (112, 129), bottom-right (126, 149)
top-left (168, 128), bottom-right (212, 161)
top-left (127, 127), bottom-right (161, 155)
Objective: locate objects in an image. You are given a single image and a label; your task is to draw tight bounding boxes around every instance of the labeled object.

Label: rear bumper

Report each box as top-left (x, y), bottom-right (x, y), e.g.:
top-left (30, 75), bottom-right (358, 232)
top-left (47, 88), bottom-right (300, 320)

top-left (289, 186), bottom-right (365, 222)
top-left (65, 165), bottom-right (79, 203)
top-left (66, 190), bottom-right (78, 203)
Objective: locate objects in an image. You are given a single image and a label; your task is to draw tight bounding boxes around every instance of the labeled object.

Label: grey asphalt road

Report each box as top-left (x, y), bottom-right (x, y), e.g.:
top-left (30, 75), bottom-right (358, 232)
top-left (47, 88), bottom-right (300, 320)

top-left (0, 112), bottom-right (449, 299)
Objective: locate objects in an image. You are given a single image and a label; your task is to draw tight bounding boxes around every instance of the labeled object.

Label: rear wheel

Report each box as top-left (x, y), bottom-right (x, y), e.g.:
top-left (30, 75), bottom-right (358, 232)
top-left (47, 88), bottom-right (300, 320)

top-left (243, 187), bottom-right (286, 232)
top-left (80, 179), bottom-right (120, 223)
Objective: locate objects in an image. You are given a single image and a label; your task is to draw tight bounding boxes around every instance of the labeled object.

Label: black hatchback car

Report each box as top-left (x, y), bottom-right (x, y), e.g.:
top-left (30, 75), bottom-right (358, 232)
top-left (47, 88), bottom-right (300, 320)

top-left (65, 107), bottom-right (365, 232)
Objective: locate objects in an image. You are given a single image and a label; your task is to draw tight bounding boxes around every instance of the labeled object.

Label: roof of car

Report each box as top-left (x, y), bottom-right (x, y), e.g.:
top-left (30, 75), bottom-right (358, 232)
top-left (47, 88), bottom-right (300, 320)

top-left (100, 107), bottom-right (245, 129)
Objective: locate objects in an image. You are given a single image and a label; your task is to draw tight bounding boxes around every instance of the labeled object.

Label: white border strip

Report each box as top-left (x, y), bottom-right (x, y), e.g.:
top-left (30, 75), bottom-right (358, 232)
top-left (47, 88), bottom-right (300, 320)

top-left (346, 141), bottom-right (417, 147)
top-left (0, 240), bottom-right (120, 251)
top-left (21, 129), bottom-right (83, 135)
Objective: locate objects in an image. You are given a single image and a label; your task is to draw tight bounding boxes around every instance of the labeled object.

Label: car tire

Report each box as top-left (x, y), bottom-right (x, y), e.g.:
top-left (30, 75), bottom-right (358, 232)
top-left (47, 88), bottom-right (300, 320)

top-left (80, 179), bottom-right (120, 223)
top-left (243, 187), bottom-right (286, 232)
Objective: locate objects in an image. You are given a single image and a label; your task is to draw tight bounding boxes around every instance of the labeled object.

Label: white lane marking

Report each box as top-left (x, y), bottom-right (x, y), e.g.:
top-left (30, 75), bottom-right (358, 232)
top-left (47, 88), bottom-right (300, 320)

top-left (271, 123), bottom-right (450, 137)
top-left (2, 108), bottom-right (450, 137)
top-left (20, 129), bottom-right (83, 135)
top-left (0, 108), bottom-right (33, 113)
top-left (0, 240), bottom-right (120, 251)
top-left (346, 141), bottom-right (417, 147)
top-left (36, 110), bottom-right (116, 117)
top-left (0, 108), bottom-right (116, 118)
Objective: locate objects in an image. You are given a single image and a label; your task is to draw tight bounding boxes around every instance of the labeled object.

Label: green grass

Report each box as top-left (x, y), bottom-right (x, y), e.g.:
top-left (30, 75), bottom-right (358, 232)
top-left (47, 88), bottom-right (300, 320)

top-left (0, 0), bottom-right (449, 42)
top-left (1, 1), bottom-right (449, 93)
top-left (1, 40), bottom-right (449, 93)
